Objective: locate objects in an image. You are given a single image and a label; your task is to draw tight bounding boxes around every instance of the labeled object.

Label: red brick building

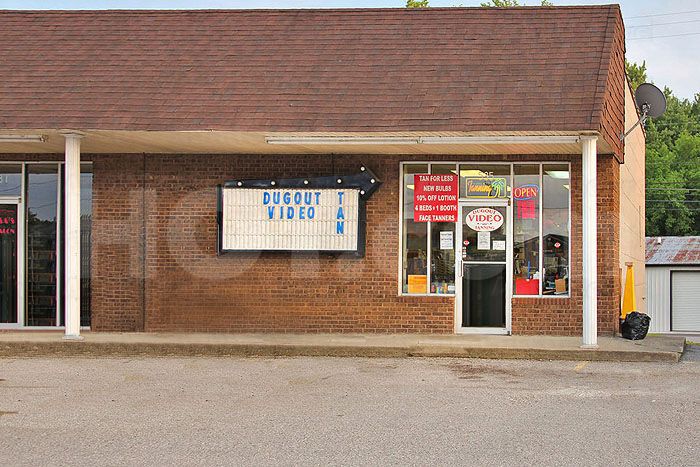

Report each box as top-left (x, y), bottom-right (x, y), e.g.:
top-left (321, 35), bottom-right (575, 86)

top-left (0, 6), bottom-right (645, 346)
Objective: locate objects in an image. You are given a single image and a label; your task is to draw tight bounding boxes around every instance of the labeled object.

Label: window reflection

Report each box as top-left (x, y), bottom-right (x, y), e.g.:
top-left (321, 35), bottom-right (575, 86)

top-left (80, 165), bottom-right (93, 326)
top-left (402, 164), bottom-right (428, 293)
top-left (0, 165), bottom-right (22, 197)
top-left (513, 164), bottom-right (540, 295)
top-left (400, 162), bottom-right (570, 298)
top-left (429, 164), bottom-right (457, 294)
top-left (26, 165), bottom-right (58, 326)
top-left (0, 162), bottom-right (93, 327)
top-left (543, 165), bottom-right (570, 294)
top-left (0, 204), bottom-right (18, 324)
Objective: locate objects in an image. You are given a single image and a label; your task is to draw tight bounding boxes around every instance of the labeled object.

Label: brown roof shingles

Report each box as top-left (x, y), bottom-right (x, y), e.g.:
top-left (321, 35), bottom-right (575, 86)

top-left (0, 7), bottom-right (624, 149)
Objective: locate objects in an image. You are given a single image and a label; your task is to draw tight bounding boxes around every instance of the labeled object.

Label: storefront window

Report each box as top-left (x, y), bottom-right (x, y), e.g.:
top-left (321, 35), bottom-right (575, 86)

top-left (0, 162), bottom-right (93, 328)
top-left (429, 164), bottom-right (457, 294)
top-left (0, 165), bottom-right (22, 197)
top-left (543, 164), bottom-right (570, 294)
top-left (0, 203), bottom-right (18, 324)
top-left (513, 164), bottom-right (540, 295)
top-left (401, 161), bottom-right (569, 298)
top-left (80, 165), bottom-right (93, 326)
top-left (402, 164), bottom-right (428, 293)
top-left (26, 164), bottom-right (59, 326)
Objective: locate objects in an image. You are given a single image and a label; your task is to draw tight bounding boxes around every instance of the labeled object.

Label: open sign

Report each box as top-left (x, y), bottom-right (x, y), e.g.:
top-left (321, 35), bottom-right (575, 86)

top-left (465, 207), bottom-right (504, 232)
top-left (513, 184), bottom-right (539, 200)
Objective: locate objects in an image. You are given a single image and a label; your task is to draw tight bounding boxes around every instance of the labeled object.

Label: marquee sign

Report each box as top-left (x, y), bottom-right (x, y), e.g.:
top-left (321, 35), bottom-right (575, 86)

top-left (217, 167), bottom-right (381, 256)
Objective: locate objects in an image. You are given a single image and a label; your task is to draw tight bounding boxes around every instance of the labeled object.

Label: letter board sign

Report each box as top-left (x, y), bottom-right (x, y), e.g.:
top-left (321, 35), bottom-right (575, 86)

top-left (217, 167), bottom-right (381, 256)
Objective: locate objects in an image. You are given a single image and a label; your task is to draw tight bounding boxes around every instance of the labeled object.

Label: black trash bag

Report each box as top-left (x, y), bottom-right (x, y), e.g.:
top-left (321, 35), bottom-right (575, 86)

top-left (621, 312), bottom-right (651, 340)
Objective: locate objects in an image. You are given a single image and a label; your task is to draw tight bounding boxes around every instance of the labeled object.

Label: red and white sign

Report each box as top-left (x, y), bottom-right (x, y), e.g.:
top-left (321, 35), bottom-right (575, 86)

top-left (413, 174), bottom-right (458, 222)
top-left (513, 184), bottom-right (539, 200)
top-left (465, 207), bottom-right (504, 232)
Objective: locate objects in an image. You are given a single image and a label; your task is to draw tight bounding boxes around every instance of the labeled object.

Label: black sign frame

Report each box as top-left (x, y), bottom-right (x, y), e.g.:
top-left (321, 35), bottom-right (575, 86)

top-left (217, 166), bottom-right (381, 257)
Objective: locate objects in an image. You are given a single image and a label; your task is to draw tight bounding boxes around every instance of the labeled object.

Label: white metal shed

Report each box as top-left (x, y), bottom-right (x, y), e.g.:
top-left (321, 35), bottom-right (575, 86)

top-left (646, 237), bottom-right (700, 333)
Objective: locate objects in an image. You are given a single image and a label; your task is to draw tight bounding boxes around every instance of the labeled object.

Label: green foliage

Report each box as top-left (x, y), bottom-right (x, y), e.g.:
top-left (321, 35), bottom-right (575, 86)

top-left (624, 60), bottom-right (699, 235)
top-left (642, 80), bottom-right (700, 235)
top-left (481, 0), bottom-right (520, 5)
top-left (480, 0), bottom-right (553, 6)
top-left (625, 60), bottom-right (647, 92)
top-left (406, 0), bottom-right (429, 7)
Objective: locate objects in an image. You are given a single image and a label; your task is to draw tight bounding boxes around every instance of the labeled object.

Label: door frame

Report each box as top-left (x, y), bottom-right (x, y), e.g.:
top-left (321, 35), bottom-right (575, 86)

top-left (0, 196), bottom-right (24, 328)
top-left (455, 199), bottom-right (512, 335)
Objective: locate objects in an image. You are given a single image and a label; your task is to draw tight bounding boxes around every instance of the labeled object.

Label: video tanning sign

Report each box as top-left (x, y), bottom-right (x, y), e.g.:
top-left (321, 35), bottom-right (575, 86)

top-left (218, 167), bottom-right (381, 256)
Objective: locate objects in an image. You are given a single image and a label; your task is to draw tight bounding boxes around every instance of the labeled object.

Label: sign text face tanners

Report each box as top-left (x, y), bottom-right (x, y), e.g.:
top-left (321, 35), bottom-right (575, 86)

top-left (413, 174), bottom-right (458, 223)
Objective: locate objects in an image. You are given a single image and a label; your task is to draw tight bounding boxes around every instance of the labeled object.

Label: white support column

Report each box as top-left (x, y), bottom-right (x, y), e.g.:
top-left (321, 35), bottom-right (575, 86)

top-left (581, 136), bottom-right (598, 348)
top-left (62, 131), bottom-right (84, 340)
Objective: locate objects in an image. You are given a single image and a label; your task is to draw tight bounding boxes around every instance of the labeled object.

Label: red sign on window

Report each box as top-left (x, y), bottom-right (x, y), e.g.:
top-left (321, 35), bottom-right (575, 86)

top-left (516, 199), bottom-right (537, 219)
top-left (413, 174), bottom-right (458, 222)
top-left (514, 184), bottom-right (539, 220)
top-left (0, 209), bottom-right (16, 235)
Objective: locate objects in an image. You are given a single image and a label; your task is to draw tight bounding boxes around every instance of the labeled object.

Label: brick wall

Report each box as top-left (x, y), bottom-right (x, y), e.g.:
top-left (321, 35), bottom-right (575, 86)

top-left (91, 154), bottom-right (146, 332)
top-left (0, 152), bottom-right (621, 335)
top-left (96, 153), bottom-right (458, 333)
top-left (597, 155), bottom-right (622, 334)
top-left (86, 152), bottom-right (621, 335)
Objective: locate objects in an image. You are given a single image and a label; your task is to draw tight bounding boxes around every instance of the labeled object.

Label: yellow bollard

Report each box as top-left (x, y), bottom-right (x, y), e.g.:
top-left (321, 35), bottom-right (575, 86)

top-left (621, 262), bottom-right (637, 320)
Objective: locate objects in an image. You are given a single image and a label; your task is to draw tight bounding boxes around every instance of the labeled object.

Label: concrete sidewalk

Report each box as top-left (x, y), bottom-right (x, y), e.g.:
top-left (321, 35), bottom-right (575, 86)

top-left (0, 331), bottom-right (687, 362)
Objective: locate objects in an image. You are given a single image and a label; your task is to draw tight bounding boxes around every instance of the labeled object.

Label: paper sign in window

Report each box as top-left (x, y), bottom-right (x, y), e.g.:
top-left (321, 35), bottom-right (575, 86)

top-left (477, 231), bottom-right (491, 250)
top-left (407, 275), bottom-right (428, 294)
top-left (439, 231), bottom-right (453, 250)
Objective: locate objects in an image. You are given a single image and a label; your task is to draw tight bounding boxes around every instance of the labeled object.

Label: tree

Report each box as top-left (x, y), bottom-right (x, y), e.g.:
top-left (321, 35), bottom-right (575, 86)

top-left (480, 0), bottom-right (553, 6)
top-left (627, 57), bottom-right (700, 235)
top-left (411, 0), bottom-right (553, 7)
top-left (625, 60), bottom-right (647, 91)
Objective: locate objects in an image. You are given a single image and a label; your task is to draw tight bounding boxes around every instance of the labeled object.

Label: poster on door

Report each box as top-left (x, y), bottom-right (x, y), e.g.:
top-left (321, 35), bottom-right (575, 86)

top-left (413, 174), bottom-right (458, 222)
top-left (465, 207), bottom-right (504, 232)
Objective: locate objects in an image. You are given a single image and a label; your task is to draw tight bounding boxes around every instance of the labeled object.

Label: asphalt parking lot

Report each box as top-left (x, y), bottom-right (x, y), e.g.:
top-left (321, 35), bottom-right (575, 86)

top-left (1, 351), bottom-right (698, 466)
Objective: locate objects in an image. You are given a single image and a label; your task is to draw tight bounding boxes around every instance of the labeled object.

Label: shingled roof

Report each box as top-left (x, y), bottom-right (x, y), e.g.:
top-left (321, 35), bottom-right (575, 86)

top-left (0, 7), bottom-right (625, 151)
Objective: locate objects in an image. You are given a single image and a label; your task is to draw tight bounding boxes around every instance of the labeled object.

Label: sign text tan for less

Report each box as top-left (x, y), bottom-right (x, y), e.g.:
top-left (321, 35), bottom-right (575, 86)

top-left (413, 174), bottom-right (458, 222)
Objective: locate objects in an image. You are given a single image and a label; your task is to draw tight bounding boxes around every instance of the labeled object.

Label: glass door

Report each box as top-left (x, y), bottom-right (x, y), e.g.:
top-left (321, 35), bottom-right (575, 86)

top-left (0, 203), bottom-right (19, 324)
top-left (456, 203), bottom-right (510, 333)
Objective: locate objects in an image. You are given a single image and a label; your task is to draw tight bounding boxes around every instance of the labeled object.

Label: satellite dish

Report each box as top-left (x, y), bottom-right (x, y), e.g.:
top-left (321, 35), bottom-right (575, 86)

top-left (635, 83), bottom-right (666, 118)
top-left (621, 82), bottom-right (666, 140)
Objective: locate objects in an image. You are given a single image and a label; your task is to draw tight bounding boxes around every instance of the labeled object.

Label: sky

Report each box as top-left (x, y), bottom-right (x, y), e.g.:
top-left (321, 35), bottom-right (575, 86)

top-left (1, 0), bottom-right (698, 99)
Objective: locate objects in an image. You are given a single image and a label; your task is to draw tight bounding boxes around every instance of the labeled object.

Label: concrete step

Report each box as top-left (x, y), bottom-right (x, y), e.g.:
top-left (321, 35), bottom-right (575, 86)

top-left (0, 332), bottom-right (687, 362)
